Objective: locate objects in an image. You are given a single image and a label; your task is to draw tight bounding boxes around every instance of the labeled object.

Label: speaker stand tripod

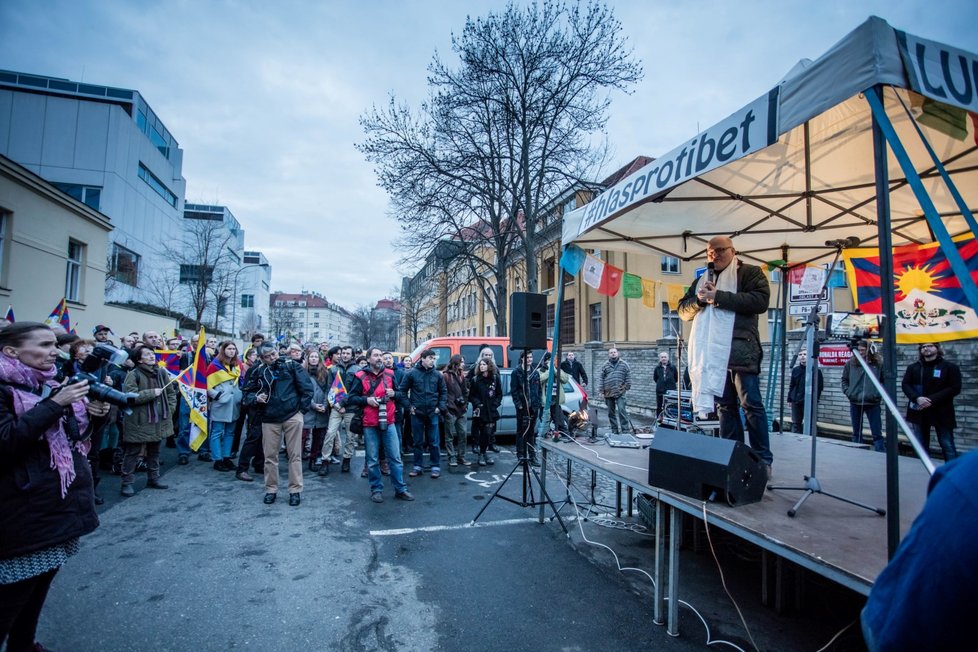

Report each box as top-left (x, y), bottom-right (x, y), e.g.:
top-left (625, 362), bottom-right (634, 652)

top-left (470, 452), bottom-right (570, 534)
top-left (767, 244), bottom-right (885, 518)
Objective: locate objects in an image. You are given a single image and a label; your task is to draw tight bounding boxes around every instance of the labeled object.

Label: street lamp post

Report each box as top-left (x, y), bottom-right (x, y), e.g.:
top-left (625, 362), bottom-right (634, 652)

top-left (230, 263), bottom-right (265, 341)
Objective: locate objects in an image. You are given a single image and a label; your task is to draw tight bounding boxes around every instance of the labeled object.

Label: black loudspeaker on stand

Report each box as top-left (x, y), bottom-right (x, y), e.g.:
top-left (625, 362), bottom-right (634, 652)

top-left (510, 292), bottom-right (547, 350)
top-left (648, 428), bottom-right (766, 506)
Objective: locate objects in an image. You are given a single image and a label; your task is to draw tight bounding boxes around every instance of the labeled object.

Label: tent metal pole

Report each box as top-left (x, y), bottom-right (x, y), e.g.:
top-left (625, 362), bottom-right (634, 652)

top-left (869, 85), bottom-right (901, 559)
top-left (804, 121), bottom-right (813, 229)
top-left (779, 261), bottom-right (789, 432)
top-left (538, 249), bottom-right (566, 441)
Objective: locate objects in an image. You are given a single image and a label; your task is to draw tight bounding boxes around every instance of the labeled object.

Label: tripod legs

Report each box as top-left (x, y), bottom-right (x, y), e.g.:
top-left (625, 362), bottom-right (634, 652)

top-left (770, 475), bottom-right (886, 518)
top-left (471, 457), bottom-right (569, 535)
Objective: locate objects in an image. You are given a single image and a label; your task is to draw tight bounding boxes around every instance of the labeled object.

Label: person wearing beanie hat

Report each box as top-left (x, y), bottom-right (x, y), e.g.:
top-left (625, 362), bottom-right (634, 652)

top-left (92, 325), bottom-right (114, 346)
top-left (902, 341), bottom-right (961, 462)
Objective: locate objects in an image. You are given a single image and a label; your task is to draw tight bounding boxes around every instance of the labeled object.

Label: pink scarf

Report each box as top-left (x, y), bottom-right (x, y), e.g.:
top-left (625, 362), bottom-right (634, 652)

top-left (0, 354), bottom-right (90, 497)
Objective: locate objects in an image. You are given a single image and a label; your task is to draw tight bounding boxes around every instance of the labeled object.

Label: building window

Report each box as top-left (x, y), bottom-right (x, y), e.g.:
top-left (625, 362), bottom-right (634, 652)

top-left (661, 256), bottom-right (681, 274)
top-left (559, 298), bottom-right (575, 346)
top-left (547, 304), bottom-right (556, 332)
top-left (542, 257), bottom-right (556, 290)
top-left (65, 240), bottom-right (84, 302)
top-left (216, 296), bottom-right (228, 317)
top-left (314, 312), bottom-right (320, 318)
top-left (138, 162), bottom-right (177, 207)
top-left (768, 308), bottom-right (783, 327)
top-left (241, 294), bottom-right (255, 308)
top-left (52, 182), bottom-right (101, 210)
top-left (588, 302), bottom-right (602, 342)
top-left (661, 302), bottom-right (681, 338)
top-left (562, 196), bottom-right (577, 214)
top-left (110, 243), bottom-right (140, 287)
top-left (0, 213), bottom-right (6, 284)
top-left (179, 264), bottom-right (213, 284)
top-left (769, 268), bottom-right (782, 284)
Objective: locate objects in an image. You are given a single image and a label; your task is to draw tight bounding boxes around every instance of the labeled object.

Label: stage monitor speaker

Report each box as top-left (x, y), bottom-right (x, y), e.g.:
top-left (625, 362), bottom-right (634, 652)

top-left (510, 292), bottom-right (547, 350)
top-left (648, 427), bottom-right (766, 506)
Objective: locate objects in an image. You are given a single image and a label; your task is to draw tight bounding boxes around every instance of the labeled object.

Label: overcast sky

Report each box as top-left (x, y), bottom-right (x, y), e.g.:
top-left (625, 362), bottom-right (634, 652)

top-left (1, 1), bottom-right (973, 310)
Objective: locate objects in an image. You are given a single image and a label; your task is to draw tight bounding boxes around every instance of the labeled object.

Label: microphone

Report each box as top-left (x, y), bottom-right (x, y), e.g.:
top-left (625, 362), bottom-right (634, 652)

top-left (706, 262), bottom-right (716, 284)
top-left (824, 236), bottom-right (862, 249)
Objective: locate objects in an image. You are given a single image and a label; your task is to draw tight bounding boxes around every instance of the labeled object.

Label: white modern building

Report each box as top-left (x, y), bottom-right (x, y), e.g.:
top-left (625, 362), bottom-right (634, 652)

top-left (237, 250), bottom-right (272, 339)
top-left (180, 203), bottom-right (245, 333)
top-left (0, 69), bottom-right (186, 308)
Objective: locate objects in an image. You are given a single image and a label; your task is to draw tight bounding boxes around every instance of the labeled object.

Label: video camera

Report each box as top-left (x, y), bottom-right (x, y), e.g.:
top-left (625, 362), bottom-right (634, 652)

top-left (65, 343), bottom-right (139, 414)
top-left (825, 311), bottom-right (884, 349)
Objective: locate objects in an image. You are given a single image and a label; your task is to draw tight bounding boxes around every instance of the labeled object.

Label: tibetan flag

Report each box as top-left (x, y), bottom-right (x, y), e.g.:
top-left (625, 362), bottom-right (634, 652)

top-left (3, 306), bottom-right (13, 324)
top-left (597, 263), bottom-right (623, 296)
top-left (44, 298), bottom-right (67, 327)
top-left (641, 278), bottom-right (658, 309)
top-left (154, 349), bottom-right (182, 378)
top-left (560, 244), bottom-right (586, 276)
top-left (666, 284), bottom-right (686, 311)
top-left (177, 328), bottom-right (209, 451)
top-left (582, 255), bottom-right (604, 289)
top-left (327, 369), bottom-right (348, 406)
top-left (622, 273), bottom-right (643, 299)
top-left (844, 235), bottom-right (978, 343)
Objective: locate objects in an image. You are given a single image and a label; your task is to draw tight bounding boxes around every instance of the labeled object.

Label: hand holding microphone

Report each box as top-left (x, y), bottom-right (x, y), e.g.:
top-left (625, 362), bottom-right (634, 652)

top-left (698, 262), bottom-right (718, 304)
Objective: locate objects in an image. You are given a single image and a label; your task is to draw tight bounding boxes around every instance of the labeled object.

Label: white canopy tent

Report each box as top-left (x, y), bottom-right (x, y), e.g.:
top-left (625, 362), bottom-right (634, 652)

top-left (559, 16), bottom-right (977, 555)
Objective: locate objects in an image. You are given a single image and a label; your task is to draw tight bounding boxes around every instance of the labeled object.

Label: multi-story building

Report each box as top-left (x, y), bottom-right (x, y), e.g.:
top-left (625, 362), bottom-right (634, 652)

top-left (0, 69), bottom-right (187, 308)
top-left (180, 203), bottom-right (245, 332)
top-left (269, 291), bottom-right (352, 345)
top-left (236, 250), bottom-right (272, 340)
top-left (371, 298), bottom-right (401, 352)
top-left (0, 154), bottom-right (178, 335)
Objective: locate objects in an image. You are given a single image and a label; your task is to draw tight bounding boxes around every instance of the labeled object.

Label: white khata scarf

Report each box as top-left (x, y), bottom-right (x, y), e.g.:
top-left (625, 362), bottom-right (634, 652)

top-left (688, 258), bottom-right (738, 416)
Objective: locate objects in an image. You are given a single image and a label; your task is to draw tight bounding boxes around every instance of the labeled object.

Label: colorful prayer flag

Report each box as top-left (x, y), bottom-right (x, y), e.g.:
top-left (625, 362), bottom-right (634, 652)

top-left (641, 279), bottom-right (658, 309)
top-left (622, 273), bottom-right (643, 299)
top-left (843, 235), bottom-right (978, 343)
top-left (559, 244), bottom-right (587, 276)
top-left (177, 328), bottom-right (209, 451)
top-left (597, 263), bottom-right (623, 296)
top-left (582, 254), bottom-right (604, 289)
top-left (666, 284), bottom-right (686, 311)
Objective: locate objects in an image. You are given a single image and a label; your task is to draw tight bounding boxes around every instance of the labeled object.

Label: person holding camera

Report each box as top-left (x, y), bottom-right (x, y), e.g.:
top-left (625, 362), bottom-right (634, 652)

top-left (0, 322), bottom-right (109, 652)
top-left (120, 345), bottom-right (177, 497)
top-left (347, 347), bottom-right (413, 503)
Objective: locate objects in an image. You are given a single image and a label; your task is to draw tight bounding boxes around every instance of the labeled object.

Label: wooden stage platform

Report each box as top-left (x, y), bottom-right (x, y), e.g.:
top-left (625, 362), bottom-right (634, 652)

top-left (538, 432), bottom-right (933, 635)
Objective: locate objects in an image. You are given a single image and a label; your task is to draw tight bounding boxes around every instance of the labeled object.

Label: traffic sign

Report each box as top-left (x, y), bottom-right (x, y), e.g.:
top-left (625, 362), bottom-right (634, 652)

top-left (788, 303), bottom-right (828, 316)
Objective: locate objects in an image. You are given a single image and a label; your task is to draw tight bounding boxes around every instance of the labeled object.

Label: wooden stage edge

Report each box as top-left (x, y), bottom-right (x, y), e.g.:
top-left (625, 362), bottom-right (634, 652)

top-left (540, 432), bottom-right (932, 596)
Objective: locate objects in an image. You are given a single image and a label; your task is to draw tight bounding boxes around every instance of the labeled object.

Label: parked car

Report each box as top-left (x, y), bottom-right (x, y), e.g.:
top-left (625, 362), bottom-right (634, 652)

top-left (409, 336), bottom-right (552, 370)
top-left (479, 368), bottom-right (587, 436)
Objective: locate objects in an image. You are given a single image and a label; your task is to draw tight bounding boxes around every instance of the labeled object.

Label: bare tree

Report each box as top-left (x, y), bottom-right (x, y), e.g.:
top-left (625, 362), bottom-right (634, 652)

top-left (349, 305), bottom-right (372, 350)
top-left (268, 304), bottom-right (300, 342)
top-left (166, 218), bottom-right (238, 331)
top-left (144, 266), bottom-right (184, 318)
top-left (360, 1), bottom-right (641, 335)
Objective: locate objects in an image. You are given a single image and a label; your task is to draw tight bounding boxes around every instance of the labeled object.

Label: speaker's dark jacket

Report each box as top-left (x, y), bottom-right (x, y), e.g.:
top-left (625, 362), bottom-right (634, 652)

top-left (677, 260), bottom-right (770, 374)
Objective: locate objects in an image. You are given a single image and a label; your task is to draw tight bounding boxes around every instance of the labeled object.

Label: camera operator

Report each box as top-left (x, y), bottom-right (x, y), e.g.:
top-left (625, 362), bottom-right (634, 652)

top-left (0, 322), bottom-right (109, 652)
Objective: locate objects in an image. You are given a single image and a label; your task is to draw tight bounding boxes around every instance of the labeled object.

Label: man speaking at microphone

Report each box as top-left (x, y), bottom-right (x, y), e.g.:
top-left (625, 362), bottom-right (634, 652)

top-left (678, 236), bottom-right (774, 477)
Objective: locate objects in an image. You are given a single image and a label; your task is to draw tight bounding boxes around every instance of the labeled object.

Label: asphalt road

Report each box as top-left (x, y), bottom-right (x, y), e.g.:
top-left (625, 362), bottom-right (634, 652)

top-left (37, 434), bottom-right (866, 651)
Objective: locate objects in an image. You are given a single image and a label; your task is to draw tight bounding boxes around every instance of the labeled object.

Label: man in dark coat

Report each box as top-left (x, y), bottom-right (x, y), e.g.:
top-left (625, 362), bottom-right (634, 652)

top-left (787, 349), bottom-right (824, 434)
top-left (902, 342), bottom-right (961, 461)
top-left (652, 351), bottom-right (678, 420)
top-left (560, 352), bottom-right (588, 387)
top-left (399, 349), bottom-right (447, 478)
top-left (678, 235), bottom-right (773, 471)
top-left (511, 349), bottom-right (543, 466)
